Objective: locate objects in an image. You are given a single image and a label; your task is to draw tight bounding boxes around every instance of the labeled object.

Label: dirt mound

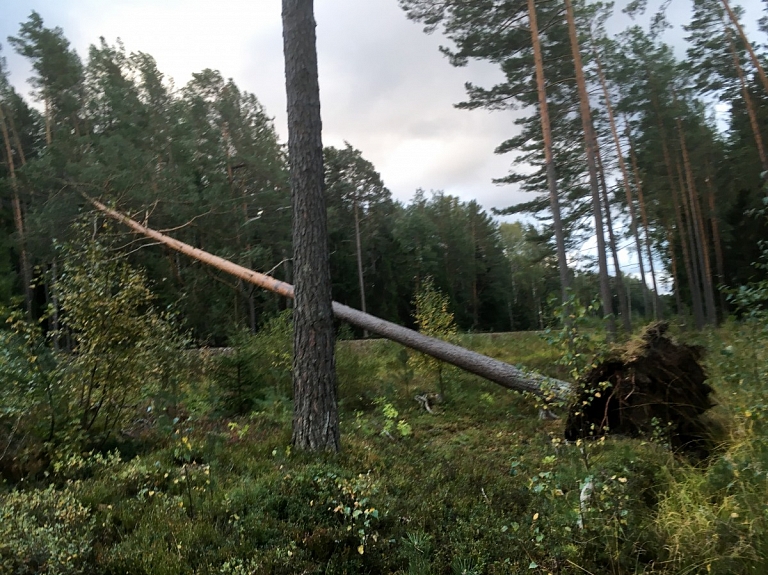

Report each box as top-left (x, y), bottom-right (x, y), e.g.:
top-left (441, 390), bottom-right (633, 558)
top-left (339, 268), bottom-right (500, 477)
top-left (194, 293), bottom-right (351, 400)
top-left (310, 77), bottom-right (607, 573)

top-left (564, 322), bottom-right (717, 456)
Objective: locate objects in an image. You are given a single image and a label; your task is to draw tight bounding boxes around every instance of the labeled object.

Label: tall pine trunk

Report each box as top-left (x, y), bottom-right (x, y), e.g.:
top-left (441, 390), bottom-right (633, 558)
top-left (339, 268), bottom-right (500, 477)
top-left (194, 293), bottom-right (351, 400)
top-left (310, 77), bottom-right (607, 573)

top-left (593, 51), bottom-right (650, 320)
top-left (527, 0), bottom-right (571, 310)
top-left (625, 124), bottom-right (662, 319)
top-left (282, 0), bottom-right (339, 452)
top-left (720, 0), bottom-right (768, 94)
top-left (0, 104), bottom-right (33, 316)
top-left (724, 24), bottom-right (768, 171)
top-left (594, 131), bottom-right (632, 333)
top-left (676, 119), bottom-right (717, 325)
top-left (564, 0), bottom-right (615, 339)
top-left (353, 195), bottom-right (368, 337)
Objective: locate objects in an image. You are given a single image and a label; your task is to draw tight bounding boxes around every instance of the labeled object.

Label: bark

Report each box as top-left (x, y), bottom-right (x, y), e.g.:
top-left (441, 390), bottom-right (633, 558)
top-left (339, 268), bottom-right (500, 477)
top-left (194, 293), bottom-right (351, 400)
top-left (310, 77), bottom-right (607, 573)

top-left (0, 104), bottom-right (33, 316)
top-left (705, 171), bottom-right (728, 315)
top-left (353, 195), bottom-right (368, 337)
top-left (594, 131), bottom-right (631, 333)
top-left (564, 0), bottom-right (615, 339)
top-left (720, 0), bottom-right (768, 94)
top-left (527, 0), bottom-right (571, 310)
top-left (592, 51), bottom-right (650, 319)
top-left (665, 226), bottom-right (684, 317)
top-left (625, 124), bottom-right (662, 319)
top-left (676, 120), bottom-right (717, 325)
top-left (724, 24), bottom-right (768, 171)
top-left (674, 155), bottom-right (706, 328)
top-left (651, 97), bottom-right (705, 327)
top-left (83, 194), bottom-right (573, 400)
top-left (282, 0), bottom-right (339, 451)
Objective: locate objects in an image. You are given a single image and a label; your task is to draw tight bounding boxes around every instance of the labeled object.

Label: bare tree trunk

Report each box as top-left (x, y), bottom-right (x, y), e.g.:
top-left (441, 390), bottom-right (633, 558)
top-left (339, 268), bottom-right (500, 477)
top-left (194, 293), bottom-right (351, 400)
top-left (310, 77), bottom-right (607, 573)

top-left (83, 194), bottom-right (574, 399)
top-left (565, 0), bottom-right (615, 339)
top-left (0, 104), bottom-right (33, 316)
top-left (650, 95), bottom-right (705, 327)
top-left (353, 195), bottom-right (368, 337)
top-left (625, 124), bottom-right (662, 319)
top-left (665, 226), bottom-right (684, 317)
top-left (677, 120), bottom-right (717, 325)
top-left (594, 131), bottom-right (631, 333)
top-left (592, 51), bottom-right (649, 320)
top-left (705, 171), bottom-right (728, 315)
top-left (673, 155), bottom-right (706, 328)
top-left (527, 0), bottom-right (571, 312)
top-left (282, 0), bottom-right (339, 451)
top-left (720, 0), bottom-right (768, 94)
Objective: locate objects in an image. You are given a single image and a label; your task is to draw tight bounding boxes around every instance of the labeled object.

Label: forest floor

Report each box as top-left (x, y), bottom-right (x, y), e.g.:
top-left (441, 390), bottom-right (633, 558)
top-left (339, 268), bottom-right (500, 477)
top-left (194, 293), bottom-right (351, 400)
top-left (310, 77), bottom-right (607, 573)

top-left (2, 323), bottom-right (767, 575)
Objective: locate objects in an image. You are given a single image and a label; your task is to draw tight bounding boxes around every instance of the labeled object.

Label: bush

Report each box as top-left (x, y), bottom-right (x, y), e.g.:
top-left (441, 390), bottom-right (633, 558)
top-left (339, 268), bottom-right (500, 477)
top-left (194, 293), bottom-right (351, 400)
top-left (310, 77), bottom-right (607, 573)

top-left (0, 486), bottom-right (95, 575)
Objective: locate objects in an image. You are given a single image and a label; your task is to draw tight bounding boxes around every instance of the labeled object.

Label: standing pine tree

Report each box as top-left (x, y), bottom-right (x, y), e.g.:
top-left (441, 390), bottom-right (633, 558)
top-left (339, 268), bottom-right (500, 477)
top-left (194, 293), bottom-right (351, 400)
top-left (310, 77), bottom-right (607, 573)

top-left (282, 0), bottom-right (339, 452)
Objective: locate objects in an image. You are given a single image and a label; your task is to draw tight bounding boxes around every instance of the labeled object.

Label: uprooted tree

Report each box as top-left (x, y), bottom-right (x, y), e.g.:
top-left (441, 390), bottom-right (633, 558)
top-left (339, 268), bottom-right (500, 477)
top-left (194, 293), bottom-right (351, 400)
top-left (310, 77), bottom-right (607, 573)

top-left (83, 194), bottom-right (719, 455)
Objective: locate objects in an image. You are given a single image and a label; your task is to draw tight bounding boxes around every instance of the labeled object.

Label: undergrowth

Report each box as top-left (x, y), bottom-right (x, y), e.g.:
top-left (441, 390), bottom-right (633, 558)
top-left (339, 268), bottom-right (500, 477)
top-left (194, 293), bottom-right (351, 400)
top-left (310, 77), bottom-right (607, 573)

top-left (2, 298), bottom-right (768, 572)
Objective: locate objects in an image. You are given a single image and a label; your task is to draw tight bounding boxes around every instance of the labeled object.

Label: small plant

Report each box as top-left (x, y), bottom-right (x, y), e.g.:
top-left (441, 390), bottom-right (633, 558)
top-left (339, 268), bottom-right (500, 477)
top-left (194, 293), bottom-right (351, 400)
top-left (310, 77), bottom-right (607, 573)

top-left (374, 397), bottom-right (412, 438)
top-left (408, 277), bottom-right (459, 397)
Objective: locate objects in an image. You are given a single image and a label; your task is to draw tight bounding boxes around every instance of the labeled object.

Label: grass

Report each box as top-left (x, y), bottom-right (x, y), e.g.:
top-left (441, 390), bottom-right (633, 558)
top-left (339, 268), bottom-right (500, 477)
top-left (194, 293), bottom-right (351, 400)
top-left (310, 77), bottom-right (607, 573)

top-left (2, 324), bottom-right (768, 574)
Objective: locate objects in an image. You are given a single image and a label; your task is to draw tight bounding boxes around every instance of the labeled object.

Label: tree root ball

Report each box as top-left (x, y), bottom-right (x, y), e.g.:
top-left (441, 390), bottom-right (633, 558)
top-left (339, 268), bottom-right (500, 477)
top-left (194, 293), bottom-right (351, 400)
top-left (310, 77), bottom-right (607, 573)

top-left (564, 322), bottom-right (719, 457)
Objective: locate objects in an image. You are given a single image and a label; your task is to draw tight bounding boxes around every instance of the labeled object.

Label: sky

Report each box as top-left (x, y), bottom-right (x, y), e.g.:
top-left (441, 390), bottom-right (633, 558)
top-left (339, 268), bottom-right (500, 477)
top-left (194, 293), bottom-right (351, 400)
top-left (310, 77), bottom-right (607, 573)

top-left (1, 0), bottom-right (765, 219)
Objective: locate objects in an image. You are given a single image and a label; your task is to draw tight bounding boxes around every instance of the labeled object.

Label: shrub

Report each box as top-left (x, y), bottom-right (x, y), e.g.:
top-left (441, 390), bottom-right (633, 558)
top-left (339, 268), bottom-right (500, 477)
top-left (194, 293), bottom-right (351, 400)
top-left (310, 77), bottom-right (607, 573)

top-left (0, 486), bottom-right (95, 575)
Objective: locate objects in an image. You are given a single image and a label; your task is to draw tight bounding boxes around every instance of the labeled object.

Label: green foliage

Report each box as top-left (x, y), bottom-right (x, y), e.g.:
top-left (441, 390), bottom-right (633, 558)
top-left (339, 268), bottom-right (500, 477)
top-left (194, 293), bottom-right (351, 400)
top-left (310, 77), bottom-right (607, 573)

top-left (53, 225), bottom-right (188, 445)
top-left (0, 486), bottom-right (95, 575)
top-left (408, 276), bottom-right (459, 396)
top-left (211, 310), bottom-right (293, 415)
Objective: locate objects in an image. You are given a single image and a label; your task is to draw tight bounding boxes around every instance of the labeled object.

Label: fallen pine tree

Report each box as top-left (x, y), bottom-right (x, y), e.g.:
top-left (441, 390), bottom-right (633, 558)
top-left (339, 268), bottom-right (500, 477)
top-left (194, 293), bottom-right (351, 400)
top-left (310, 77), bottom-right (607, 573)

top-left (83, 194), bottom-right (718, 452)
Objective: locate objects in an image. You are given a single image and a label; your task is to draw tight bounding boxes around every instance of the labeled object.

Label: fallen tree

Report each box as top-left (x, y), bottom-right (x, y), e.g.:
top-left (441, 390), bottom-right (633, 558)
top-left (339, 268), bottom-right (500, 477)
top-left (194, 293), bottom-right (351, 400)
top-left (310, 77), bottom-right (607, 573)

top-left (82, 194), bottom-right (572, 399)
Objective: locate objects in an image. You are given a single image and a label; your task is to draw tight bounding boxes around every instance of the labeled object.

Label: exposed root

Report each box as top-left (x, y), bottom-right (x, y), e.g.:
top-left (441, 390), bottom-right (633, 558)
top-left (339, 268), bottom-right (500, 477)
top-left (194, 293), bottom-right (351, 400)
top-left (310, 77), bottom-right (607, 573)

top-left (564, 322), bottom-right (718, 457)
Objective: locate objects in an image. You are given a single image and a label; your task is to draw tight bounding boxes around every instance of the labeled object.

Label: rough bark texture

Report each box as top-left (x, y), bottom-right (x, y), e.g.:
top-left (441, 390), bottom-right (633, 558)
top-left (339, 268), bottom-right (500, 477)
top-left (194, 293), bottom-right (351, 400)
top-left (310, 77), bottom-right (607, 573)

top-left (282, 0), bottom-right (339, 451)
top-left (83, 195), bottom-right (574, 401)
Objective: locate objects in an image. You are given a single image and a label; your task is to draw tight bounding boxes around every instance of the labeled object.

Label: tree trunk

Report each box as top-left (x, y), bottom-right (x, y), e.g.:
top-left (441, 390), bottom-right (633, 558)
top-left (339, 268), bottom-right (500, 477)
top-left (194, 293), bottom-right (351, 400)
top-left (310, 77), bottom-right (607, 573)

top-left (724, 24), bottom-right (768, 171)
top-left (677, 120), bottom-right (717, 325)
top-left (282, 0), bottom-right (339, 451)
top-left (592, 51), bottom-right (649, 320)
top-left (665, 226), bottom-right (684, 317)
top-left (353, 195), bottom-right (368, 337)
top-left (673, 155), bottom-right (706, 328)
top-left (83, 194), bottom-right (574, 400)
top-left (564, 0), bottom-right (615, 339)
top-left (0, 104), bottom-right (33, 316)
top-left (625, 124), bottom-right (662, 319)
top-left (720, 0), bottom-right (768, 94)
top-left (527, 0), bottom-right (571, 312)
top-left (594, 131), bottom-right (631, 333)
top-left (705, 171), bottom-right (728, 315)
top-left (651, 97), bottom-right (705, 327)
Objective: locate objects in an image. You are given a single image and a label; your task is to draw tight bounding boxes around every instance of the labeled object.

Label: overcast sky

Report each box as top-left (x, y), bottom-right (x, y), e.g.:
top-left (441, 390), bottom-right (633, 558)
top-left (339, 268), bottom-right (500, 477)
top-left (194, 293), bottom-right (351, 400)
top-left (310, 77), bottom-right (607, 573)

top-left (1, 0), bottom-right (765, 217)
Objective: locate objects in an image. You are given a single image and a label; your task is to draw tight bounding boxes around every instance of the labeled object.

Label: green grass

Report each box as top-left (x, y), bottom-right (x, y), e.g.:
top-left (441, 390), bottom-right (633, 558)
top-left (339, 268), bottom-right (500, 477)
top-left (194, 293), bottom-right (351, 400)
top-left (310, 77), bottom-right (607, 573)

top-left (2, 325), bottom-right (768, 574)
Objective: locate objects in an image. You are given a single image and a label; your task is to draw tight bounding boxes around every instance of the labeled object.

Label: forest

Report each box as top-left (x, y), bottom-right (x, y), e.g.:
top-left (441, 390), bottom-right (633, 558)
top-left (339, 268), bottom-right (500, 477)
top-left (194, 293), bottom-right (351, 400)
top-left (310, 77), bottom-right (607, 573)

top-left (1, 0), bottom-right (768, 573)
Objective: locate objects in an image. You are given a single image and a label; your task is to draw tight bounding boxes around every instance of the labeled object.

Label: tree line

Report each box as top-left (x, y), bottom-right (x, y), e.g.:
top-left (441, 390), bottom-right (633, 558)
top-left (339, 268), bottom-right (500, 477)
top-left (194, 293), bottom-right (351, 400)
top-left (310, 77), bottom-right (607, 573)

top-left (0, 11), bottom-right (579, 344)
top-left (2, 0), bottom-right (768, 347)
top-left (400, 0), bottom-right (768, 335)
